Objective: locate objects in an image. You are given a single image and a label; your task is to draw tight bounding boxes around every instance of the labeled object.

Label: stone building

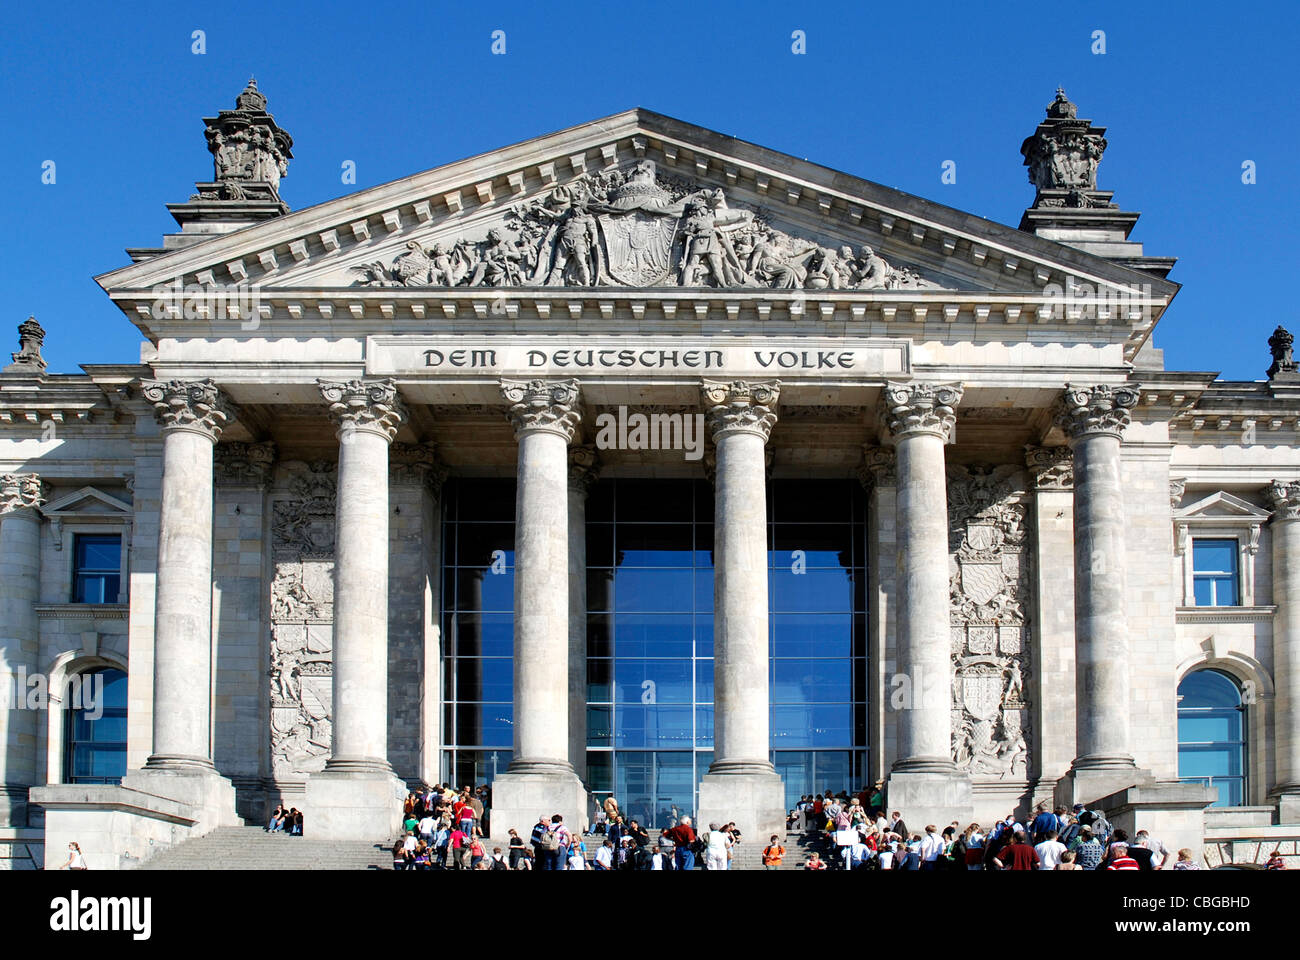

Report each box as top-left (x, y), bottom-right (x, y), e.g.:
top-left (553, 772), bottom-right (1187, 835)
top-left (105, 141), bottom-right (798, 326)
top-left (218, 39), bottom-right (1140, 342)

top-left (2, 82), bottom-right (1298, 868)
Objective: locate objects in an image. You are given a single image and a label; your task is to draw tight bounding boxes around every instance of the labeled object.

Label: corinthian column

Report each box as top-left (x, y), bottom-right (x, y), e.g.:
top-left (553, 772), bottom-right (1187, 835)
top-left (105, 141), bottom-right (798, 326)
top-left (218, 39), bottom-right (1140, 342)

top-left (487, 379), bottom-right (588, 839)
top-left (305, 378), bottom-right (409, 841)
top-left (1054, 384), bottom-right (1141, 796)
top-left (1268, 480), bottom-right (1300, 820)
top-left (696, 380), bottom-right (786, 841)
top-left (119, 380), bottom-right (239, 831)
top-left (0, 474), bottom-right (44, 826)
top-left (878, 382), bottom-right (973, 827)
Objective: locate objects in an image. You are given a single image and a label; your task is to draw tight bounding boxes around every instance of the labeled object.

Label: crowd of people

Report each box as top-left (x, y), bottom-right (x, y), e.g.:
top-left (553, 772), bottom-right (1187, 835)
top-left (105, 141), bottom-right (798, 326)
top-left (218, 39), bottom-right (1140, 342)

top-left (379, 784), bottom-right (1290, 871)
top-left (789, 793), bottom-right (1213, 871)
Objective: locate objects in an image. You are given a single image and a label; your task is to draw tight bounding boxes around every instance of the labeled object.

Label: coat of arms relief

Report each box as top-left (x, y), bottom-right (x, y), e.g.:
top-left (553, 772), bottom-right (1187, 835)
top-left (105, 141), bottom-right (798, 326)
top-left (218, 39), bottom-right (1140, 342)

top-left (948, 464), bottom-right (1032, 781)
top-left (268, 460), bottom-right (337, 780)
top-left (352, 159), bottom-right (947, 291)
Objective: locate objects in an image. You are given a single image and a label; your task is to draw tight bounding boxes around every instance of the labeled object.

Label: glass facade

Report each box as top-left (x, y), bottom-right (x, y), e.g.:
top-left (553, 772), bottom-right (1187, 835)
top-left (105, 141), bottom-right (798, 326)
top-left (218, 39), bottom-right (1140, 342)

top-left (440, 476), bottom-right (868, 825)
top-left (1177, 668), bottom-right (1247, 806)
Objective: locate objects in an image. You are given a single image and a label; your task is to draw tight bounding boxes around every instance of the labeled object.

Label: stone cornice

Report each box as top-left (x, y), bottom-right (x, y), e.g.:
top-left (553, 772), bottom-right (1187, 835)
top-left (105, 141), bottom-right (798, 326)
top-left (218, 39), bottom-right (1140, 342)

top-left (140, 378), bottom-right (237, 440)
top-left (0, 473), bottom-right (45, 514)
top-left (318, 378), bottom-right (406, 441)
top-left (880, 381), bottom-right (963, 442)
top-left (702, 380), bottom-right (780, 441)
top-left (1269, 480), bottom-right (1300, 521)
top-left (500, 378), bottom-right (581, 440)
top-left (1054, 383), bottom-right (1139, 442)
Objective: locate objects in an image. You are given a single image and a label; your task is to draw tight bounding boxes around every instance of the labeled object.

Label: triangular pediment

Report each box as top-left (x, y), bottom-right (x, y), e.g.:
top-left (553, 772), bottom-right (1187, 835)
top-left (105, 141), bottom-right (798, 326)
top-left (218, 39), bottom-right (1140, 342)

top-left (97, 108), bottom-right (1176, 353)
top-left (1175, 491), bottom-right (1271, 522)
top-left (41, 486), bottom-right (132, 518)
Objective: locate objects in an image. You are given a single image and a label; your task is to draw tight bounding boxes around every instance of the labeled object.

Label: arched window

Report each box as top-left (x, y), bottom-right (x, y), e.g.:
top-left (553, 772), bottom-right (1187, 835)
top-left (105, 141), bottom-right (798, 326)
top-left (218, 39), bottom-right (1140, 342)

top-left (1177, 669), bottom-right (1246, 806)
top-left (64, 668), bottom-right (128, 784)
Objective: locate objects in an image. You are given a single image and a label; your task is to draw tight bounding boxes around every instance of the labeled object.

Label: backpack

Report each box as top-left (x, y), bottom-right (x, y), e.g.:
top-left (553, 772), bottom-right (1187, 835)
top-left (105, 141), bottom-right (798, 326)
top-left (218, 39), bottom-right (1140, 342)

top-left (540, 829), bottom-right (561, 852)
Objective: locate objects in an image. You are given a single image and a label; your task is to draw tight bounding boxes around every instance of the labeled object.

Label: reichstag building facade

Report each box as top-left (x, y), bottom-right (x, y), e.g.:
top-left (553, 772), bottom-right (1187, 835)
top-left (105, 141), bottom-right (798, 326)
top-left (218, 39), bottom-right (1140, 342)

top-left (2, 82), bottom-right (1298, 868)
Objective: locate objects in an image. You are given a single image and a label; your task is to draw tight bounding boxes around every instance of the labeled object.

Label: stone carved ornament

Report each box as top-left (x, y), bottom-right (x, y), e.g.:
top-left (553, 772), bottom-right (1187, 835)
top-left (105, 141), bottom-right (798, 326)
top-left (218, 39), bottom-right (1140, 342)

top-left (269, 460), bottom-right (337, 778)
top-left (947, 463), bottom-right (1032, 780)
top-left (352, 158), bottom-right (946, 291)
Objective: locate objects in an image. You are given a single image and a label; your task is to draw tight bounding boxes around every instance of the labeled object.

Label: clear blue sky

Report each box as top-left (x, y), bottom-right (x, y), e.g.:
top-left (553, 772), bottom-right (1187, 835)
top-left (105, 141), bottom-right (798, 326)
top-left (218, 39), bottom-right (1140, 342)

top-left (2, 0), bottom-right (1295, 379)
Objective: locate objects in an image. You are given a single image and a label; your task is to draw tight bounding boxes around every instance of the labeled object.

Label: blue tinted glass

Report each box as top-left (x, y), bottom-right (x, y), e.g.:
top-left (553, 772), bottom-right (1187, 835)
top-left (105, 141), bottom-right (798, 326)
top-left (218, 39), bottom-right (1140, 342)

top-left (771, 614), bottom-right (854, 658)
top-left (770, 568), bottom-right (854, 612)
top-left (614, 614), bottom-right (693, 658)
top-left (614, 658), bottom-right (693, 704)
top-left (1179, 670), bottom-right (1242, 708)
top-left (1193, 540), bottom-right (1236, 573)
top-left (772, 659), bottom-right (852, 702)
top-left (615, 569), bottom-right (693, 611)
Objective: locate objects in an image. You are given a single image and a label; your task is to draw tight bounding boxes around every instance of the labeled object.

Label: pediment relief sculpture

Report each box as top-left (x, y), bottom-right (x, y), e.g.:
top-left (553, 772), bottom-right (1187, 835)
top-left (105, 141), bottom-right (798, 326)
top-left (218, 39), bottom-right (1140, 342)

top-left (351, 159), bottom-right (947, 292)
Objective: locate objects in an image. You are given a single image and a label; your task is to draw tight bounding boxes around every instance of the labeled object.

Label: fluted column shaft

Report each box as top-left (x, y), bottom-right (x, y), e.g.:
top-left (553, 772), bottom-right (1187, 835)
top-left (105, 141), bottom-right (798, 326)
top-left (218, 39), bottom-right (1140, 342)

top-left (1269, 481), bottom-right (1300, 793)
top-left (1056, 384), bottom-right (1139, 770)
top-left (502, 379), bottom-right (580, 773)
top-left (883, 382), bottom-right (963, 772)
top-left (0, 475), bottom-right (44, 823)
top-left (704, 380), bottom-right (779, 774)
top-left (140, 380), bottom-right (233, 769)
top-left (318, 379), bottom-right (405, 773)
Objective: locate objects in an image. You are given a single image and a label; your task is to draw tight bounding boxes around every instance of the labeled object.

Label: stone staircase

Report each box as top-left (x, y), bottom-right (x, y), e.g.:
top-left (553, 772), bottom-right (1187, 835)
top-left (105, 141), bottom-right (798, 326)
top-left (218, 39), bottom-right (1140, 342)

top-left (134, 825), bottom-right (392, 870)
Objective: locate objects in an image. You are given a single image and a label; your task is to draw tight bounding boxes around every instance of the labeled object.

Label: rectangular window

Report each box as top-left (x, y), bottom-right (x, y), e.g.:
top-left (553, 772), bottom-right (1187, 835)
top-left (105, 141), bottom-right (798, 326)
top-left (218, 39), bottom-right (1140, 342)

top-left (1192, 538), bottom-right (1239, 607)
top-left (73, 534), bottom-right (121, 603)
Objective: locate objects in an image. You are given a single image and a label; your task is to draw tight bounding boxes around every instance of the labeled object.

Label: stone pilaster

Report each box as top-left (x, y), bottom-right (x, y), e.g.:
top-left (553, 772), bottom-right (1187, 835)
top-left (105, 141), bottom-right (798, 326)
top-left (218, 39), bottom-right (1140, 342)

top-left (567, 444), bottom-right (600, 783)
top-left (488, 379), bottom-right (588, 839)
top-left (121, 379), bottom-right (240, 832)
top-left (305, 379), bottom-right (408, 840)
top-left (1053, 384), bottom-right (1144, 804)
top-left (1024, 445), bottom-right (1077, 789)
top-left (0, 474), bottom-right (44, 826)
top-left (880, 381), bottom-right (973, 826)
top-left (696, 380), bottom-right (786, 841)
top-left (1268, 480), bottom-right (1300, 821)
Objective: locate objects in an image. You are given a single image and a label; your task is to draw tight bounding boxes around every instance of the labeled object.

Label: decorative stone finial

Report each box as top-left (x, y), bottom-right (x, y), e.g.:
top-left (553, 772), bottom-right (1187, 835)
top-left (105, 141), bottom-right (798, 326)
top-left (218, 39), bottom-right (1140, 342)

top-left (1268, 325), bottom-right (1297, 380)
top-left (141, 378), bottom-right (236, 440)
top-left (318, 379), bottom-right (406, 441)
top-left (4, 317), bottom-right (47, 374)
top-left (202, 77), bottom-right (294, 198)
top-left (1020, 89), bottom-right (1110, 209)
top-left (1054, 384), bottom-right (1140, 441)
top-left (500, 379), bottom-right (582, 440)
top-left (0, 473), bottom-right (44, 514)
top-left (701, 380), bottom-right (781, 441)
top-left (880, 381), bottom-right (963, 442)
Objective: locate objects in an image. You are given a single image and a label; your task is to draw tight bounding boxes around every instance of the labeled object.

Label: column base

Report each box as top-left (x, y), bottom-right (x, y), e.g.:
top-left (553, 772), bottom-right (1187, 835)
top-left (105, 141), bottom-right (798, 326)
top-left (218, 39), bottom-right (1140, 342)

top-left (488, 767), bottom-right (588, 842)
top-left (304, 767), bottom-right (407, 842)
top-left (696, 770), bottom-right (786, 841)
top-left (121, 764), bottom-right (241, 834)
top-left (885, 769), bottom-right (973, 831)
top-left (1054, 762), bottom-right (1153, 811)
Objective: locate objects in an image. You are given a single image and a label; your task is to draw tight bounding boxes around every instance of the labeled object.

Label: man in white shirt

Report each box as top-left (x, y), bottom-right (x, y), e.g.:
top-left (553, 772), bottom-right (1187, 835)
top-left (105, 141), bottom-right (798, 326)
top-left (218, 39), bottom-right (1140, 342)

top-left (1034, 830), bottom-right (1068, 870)
top-left (919, 824), bottom-right (945, 870)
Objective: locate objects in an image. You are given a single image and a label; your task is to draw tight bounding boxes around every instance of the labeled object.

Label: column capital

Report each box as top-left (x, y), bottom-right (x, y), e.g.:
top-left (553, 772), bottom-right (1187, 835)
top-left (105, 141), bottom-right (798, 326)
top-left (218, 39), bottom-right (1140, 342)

top-left (880, 381), bottom-right (963, 442)
top-left (1269, 480), bottom-right (1300, 521)
top-left (214, 440), bottom-right (277, 488)
top-left (701, 379), bottom-right (780, 441)
top-left (318, 378), bottom-right (406, 442)
top-left (856, 445), bottom-right (897, 490)
top-left (568, 444), bottom-right (601, 496)
top-left (1024, 444), bottom-right (1073, 490)
top-left (141, 378), bottom-right (237, 440)
top-left (1054, 383), bottom-right (1139, 442)
top-left (390, 442), bottom-right (449, 495)
top-left (501, 378), bottom-right (582, 441)
top-left (0, 473), bottom-right (44, 514)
